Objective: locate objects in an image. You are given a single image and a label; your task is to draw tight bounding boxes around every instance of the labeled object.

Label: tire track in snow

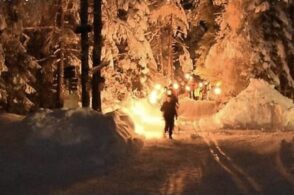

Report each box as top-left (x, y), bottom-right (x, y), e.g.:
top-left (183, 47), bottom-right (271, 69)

top-left (160, 167), bottom-right (202, 195)
top-left (199, 132), bottom-right (263, 194)
top-left (275, 151), bottom-right (294, 187)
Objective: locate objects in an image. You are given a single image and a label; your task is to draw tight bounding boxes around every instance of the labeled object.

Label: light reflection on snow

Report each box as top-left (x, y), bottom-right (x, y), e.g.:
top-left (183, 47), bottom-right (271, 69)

top-left (123, 99), bottom-right (164, 139)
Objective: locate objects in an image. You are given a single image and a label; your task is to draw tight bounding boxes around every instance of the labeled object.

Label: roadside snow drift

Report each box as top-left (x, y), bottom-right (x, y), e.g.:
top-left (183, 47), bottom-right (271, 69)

top-left (24, 108), bottom-right (143, 163)
top-left (0, 109), bottom-right (143, 184)
top-left (209, 79), bottom-right (294, 130)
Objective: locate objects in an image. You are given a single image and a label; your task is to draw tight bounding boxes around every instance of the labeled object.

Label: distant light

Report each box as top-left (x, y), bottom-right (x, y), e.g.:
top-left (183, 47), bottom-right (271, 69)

top-left (173, 83), bottom-right (179, 90)
top-left (216, 81), bottom-right (222, 87)
top-left (154, 84), bottom-right (161, 90)
top-left (214, 87), bottom-right (222, 95)
top-left (185, 86), bottom-right (191, 91)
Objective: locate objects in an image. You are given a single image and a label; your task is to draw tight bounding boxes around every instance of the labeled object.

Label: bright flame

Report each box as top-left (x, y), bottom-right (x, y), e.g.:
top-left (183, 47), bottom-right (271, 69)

top-left (214, 87), bottom-right (222, 95)
top-left (149, 90), bottom-right (158, 105)
top-left (124, 99), bottom-right (164, 139)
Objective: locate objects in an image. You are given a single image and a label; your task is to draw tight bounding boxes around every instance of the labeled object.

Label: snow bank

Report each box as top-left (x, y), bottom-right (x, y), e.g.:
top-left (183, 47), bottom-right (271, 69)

top-left (178, 98), bottom-right (218, 120)
top-left (0, 109), bottom-right (143, 188)
top-left (19, 108), bottom-right (143, 172)
top-left (211, 79), bottom-right (294, 130)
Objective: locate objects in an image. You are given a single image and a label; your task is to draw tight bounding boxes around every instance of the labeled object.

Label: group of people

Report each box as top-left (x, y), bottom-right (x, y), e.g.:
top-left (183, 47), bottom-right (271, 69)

top-left (187, 81), bottom-right (210, 100)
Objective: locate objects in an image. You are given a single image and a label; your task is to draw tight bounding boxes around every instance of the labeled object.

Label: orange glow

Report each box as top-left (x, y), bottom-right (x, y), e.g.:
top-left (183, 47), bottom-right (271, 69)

top-left (185, 86), bottom-right (191, 91)
top-left (123, 99), bottom-right (164, 139)
top-left (184, 73), bottom-right (191, 80)
top-left (216, 81), bottom-right (222, 87)
top-left (214, 87), bottom-right (222, 95)
top-left (154, 83), bottom-right (162, 90)
top-left (149, 84), bottom-right (166, 105)
top-left (149, 90), bottom-right (158, 105)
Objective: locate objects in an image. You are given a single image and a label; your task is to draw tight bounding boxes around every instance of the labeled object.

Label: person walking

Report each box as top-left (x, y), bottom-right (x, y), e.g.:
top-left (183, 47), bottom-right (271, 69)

top-left (160, 95), bottom-right (178, 139)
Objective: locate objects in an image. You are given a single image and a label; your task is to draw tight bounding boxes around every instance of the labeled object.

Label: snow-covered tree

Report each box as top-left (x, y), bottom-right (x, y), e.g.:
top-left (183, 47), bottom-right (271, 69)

top-left (149, 0), bottom-right (189, 80)
top-left (101, 0), bottom-right (156, 102)
top-left (0, 1), bottom-right (41, 113)
top-left (196, 0), bottom-right (294, 98)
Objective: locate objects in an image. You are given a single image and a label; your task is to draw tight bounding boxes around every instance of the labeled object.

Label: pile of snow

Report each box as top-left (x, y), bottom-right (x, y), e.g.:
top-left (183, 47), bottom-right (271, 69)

top-left (209, 79), bottom-right (294, 130)
top-left (19, 108), bottom-right (143, 171)
top-left (178, 98), bottom-right (218, 120)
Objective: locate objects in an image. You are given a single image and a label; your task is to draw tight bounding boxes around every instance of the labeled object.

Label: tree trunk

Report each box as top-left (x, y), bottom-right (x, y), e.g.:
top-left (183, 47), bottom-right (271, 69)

top-left (167, 15), bottom-right (173, 81)
top-left (56, 0), bottom-right (64, 108)
top-left (80, 0), bottom-right (90, 107)
top-left (92, 0), bottom-right (103, 112)
top-left (159, 28), bottom-right (164, 75)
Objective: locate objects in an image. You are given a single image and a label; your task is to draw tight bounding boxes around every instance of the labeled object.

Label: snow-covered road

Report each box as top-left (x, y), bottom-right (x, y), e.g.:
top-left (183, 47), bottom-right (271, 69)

top-left (52, 130), bottom-right (294, 195)
top-left (1, 114), bottom-right (294, 195)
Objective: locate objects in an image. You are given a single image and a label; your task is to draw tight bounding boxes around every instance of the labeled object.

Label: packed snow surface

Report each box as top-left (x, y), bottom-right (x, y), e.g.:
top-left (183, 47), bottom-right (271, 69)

top-left (208, 79), bottom-right (294, 130)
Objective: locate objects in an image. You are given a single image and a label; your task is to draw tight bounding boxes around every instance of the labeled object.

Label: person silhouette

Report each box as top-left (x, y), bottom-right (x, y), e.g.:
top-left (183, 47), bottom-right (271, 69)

top-left (160, 95), bottom-right (178, 139)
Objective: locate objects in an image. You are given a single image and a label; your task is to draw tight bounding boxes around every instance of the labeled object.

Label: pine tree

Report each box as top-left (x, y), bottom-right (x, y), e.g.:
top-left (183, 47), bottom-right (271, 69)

top-left (56, 0), bottom-right (65, 108)
top-left (80, 0), bottom-right (90, 107)
top-left (92, 0), bottom-right (103, 112)
top-left (149, 0), bottom-right (188, 81)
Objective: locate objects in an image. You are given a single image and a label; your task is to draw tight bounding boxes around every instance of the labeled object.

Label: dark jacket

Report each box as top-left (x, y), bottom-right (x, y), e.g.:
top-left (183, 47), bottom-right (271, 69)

top-left (160, 101), bottom-right (177, 120)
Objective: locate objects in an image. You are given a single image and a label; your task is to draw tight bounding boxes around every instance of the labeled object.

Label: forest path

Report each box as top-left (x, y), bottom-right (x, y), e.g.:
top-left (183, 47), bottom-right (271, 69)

top-left (56, 134), bottom-right (245, 195)
top-left (56, 129), bottom-right (294, 195)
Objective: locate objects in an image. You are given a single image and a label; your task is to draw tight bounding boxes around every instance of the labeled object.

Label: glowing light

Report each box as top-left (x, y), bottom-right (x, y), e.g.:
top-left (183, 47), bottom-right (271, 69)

top-left (216, 81), bottom-right (222, 87)
top-left (149, 90), bottom-right (158, 105)
top-left (214, 87), bottom-right (222, 95)
top-left (173, 83), bottom-right (179, 90)
top-left (154, 84), bottom-right (161, 90)
top-left (123, 99), bottom-right (164, 139)
top-left (185, 86), bottom-right (191, 91)
top-left (199, 82), bottom-right (203, 88)
top-left (184, 73), bottom-right (191, 80)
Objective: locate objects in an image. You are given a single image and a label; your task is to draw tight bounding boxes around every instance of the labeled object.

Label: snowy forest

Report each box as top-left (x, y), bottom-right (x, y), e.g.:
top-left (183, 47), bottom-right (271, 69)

top-left (1, 0), bottom-right (294, 194)
top-left (0, 0), bottom-right (293, 114)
